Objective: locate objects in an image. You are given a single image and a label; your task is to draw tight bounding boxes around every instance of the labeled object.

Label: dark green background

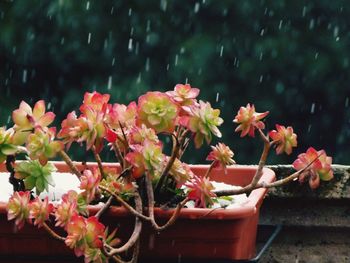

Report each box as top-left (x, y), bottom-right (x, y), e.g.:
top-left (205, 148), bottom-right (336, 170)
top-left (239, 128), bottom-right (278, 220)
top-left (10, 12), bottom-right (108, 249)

top-left (0, 0), bottom-right (349, 164)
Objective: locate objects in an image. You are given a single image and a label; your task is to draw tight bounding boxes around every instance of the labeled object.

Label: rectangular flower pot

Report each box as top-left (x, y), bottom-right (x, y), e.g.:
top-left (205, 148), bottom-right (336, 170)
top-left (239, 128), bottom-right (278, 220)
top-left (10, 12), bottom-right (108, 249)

top-left (0, 162), bottom-right (275, 262)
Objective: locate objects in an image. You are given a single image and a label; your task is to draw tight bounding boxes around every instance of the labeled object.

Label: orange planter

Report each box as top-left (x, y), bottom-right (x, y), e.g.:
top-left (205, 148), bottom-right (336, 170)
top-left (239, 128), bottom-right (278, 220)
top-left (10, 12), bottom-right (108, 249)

top-left (0, 163), bottom-right (275, 261)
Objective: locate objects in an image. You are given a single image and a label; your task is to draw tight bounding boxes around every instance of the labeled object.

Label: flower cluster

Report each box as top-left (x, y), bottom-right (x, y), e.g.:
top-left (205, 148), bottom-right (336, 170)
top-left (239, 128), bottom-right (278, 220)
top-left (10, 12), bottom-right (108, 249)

top-left (3, 84), bottom-right (334, 263)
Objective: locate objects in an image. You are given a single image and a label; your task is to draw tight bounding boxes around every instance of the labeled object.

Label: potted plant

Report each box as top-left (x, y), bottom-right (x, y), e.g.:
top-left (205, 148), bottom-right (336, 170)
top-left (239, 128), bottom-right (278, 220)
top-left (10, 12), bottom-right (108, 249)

top-left (0, 84), bottom-right (333, 262)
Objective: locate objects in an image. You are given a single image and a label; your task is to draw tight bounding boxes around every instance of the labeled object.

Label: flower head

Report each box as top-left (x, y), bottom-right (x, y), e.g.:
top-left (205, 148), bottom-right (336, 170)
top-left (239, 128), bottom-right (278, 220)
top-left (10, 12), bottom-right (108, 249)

top-left (14, 160), bottom-right (56, 195)
top-left (26, 127), bottom-right (64, 165)
top-left (55, 190), bottom-right (78, 229)
top-left (12, 100), bottom-right (55, 145)
top-left (185, 175), bottom-right (216, 208)
top-left (80, 91), bottom-right (110, 113)
top-left (166, 84), bottom-right (199, 106)
top-left (137, 91), bottom-right (179, 133)
top-left (106, 102), bottom-right (137, 129)
top-left (233, 104), bottom-right (269, 137)
top-left (207, 143), bottom-right (235, 171)
top-left (269, 125), bottom-right (297, 155)
top-left (29, 197), bottom-right (54, 227)
top-left (293, 147), bottom-right (333, 189)
top-left (0, 127), bottom-right (19, 163)
top-left (7, 191), bottom-right (31, 230)
top-left (169, 158), bottom-right (194, 187)
top-left (180, 101), bottom-right (223, 148)
top-left (80, 168), bottom-right (101, 202)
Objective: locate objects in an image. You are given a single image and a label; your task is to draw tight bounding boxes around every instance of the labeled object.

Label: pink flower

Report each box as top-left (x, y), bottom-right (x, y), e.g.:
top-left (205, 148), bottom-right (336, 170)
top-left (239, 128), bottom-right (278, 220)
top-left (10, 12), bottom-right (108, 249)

top-left (137, 91), bottom-right (179, 133)
top-left (166, 84), bottom-right (200, 106)
top-left (26, 127), bottom-right (64, 165)
top-left (128, 124), bottom-right (159, 146)
top-left (185, 175), bottom-right (216, 208)
top-left (207, 143), bottom-right (235, 171)
top-left (55, 190), bottom-right (78, 229)
top-left (233, 104), bottom-right (269, 137)
top-left (80, 91), bottom-right (110, 114)
top-left (269, 124), bottom-right (297, 155)
top-left (106, 102), bottom-right (137, 129)
top-left (29, 197), bottom-right (54, 227)
top-left (7, 191), bottom-right (31, 230)
top-left (80, 168), bottom-right (101, 202)
top-left (169, 158), bottom-right (194, 188)
top-left (293, 147), bottom-right (333, 189)
top-left (65, 215), bottom-right (87, 254)
top-left (12, 100), bottom-right (55, 145)
top-left (65, 215), bottom-right (105, 258)
top-left (180, 101), bottom-right (223, 148)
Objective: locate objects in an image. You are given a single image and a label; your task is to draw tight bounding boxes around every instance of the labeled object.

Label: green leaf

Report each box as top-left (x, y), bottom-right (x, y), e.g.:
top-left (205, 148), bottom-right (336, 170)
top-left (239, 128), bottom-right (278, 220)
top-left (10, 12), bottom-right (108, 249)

top-left (0, 144), bottom-right (18, 155)
top-left (24, 176), bottom-right (36, 190)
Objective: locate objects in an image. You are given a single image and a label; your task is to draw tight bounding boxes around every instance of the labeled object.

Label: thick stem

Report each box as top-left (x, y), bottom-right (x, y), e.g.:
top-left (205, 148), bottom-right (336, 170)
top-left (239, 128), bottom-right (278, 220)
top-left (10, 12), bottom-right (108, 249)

top-left (99, 186), bottom-right (150, 222)
top-left (145, 173), bottom-right (188, 232)
top-left (58, 150), bottom-right (81, 178)
top-left (204, 162), bottom-right (216, 178)
top-left (6, 155), bottom-right (25, 192)
top-left (91, 145), bottom-right (106, 179)
top-left (95, 196), bottom-right (113, 219)
top-left (105, 193), bottom-right (142, 256)
top-left (42, 222), bottom-right (66, 242)
top-left (214, 154), bottom-right (322, 197)
top-left (250, 129), bottom-right (271, 187)
top-left (155, 129), bottom-right (189, 195)
top-left (113, 142), bottom-right (124, 169)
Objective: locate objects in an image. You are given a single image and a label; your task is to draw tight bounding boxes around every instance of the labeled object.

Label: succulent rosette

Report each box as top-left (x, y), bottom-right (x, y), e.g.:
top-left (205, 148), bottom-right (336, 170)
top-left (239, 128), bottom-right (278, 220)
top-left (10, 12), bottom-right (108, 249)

top-left (7, 191), bottom-right (31, 230)
top-left (293, 147), bottom-right (333, 189)
top-left (29, 197), bottom-right (54, 227)
top-left (180, 100), bottom-right (223, 148)
top-left (269, 124), bottom-right (297, 155)
top-left (0, 127), bottom-right (20, 163)
top-left (207, 143), bottom-right (235, 171)
top-left (233, 103), bottom-right (269, 137)
top-left (137, 91), bottom-right (179, 133)
top-left (14, 159), bottom-right (56, 194)
top-left (12, 100), bottom-right (55, 145)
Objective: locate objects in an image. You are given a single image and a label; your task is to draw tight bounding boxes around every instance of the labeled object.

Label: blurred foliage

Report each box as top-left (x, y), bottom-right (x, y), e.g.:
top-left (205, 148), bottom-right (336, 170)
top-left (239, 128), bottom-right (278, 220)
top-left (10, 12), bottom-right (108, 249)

top-left (0, 0), bottom-right (349, 164)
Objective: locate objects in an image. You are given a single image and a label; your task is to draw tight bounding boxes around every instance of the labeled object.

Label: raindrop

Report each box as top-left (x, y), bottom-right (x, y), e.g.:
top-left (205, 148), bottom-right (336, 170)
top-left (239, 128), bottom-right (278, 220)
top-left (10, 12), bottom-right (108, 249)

top-left (130, 27), bottom-right (134, 36)
top-left (107, 76), bottom-right (112, 90)
top-left (22, 69), bottom-right (27, 83)
top-left (278, 20), bottom-right (283, 30)
top-left (310, 103), bottom-right (315, 114)
top-left (309, 19), bottom-right (315, 30)
top-left (128, 8), bottom-right (132, 16)
top-left (111, 57), bottom-right (115, 66)
top-left (314, 52), bottom-right (319, 59)
top-left (302, 6), bottom-right (307, 17)
top-left (87, 33), bottom-right (91, 44)
top-left (198, 68), bottom-right (202, 75)
top-left (194, 2), bottom-right (200, 13)
top-left (104, 39), bottom-right (108, 49)
top-left (86, 1), bottom-right (90, 10)
top-left (128, 38), bottom-right (133, 51)
top-left (259, 52), bottom-right (263, 61)
top-left (336, 37), bottom-right (340, 42)
top-left (5, 78), bottom-right (8, 86)
top-left (136, 73), bottom-right (142, 84)
top-left (166, 64), bottom-right (170, 71)
top-left (110, 7), bottom-right (114, 15)
top-left (60, 37), bottom-right (65, 45)
top-left (333, 26), bottom-right (339, 38)
top-left (216, 93), bottom-right (219, 102)
top-left (180, 47), bottom-right (185, 54)
top-left (260, 29), bottom-right (265, 36)
top-left (185, 78), bottom-right (188, 84)
top-left (160, 0), bottom-right (167, 11)
top-left (345, 97), bottom-right (349, 108)
top-left (220, 46), bottom-right (224, 57)
top-left (146, 20), bottom-right (151, 32)
top-left (259, 75), bottom-right (263, 83)
top-left (174, 54), bottom-right (179, 66)
top-left (145, 57), bottom-right (150, 72)
top-left (12, 46), bottom-right (16, 55)
top-left (308, 124), bottom-right (312, 133)
top-left (7, 116), bottom-right (11, 124)
top-left (47, 102), bottom-right (52, 110)
top-left (202, 0), bottom-right (205, 3)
